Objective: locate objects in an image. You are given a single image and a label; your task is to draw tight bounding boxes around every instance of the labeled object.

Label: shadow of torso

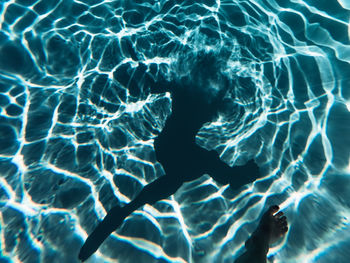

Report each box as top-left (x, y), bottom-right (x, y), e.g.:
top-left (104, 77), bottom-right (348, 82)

top-left (154, 86), bottom-right (219, 181)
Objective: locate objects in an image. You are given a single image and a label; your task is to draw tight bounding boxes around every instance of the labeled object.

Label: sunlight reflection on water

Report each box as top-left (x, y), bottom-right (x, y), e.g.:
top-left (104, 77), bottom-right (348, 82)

top-left (0, 0), bottom-right (349, 262)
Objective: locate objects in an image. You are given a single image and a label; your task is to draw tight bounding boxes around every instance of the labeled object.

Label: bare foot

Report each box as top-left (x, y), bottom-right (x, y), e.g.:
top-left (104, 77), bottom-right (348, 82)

top-left (245, 205), bottom-right (288, 254)
top-left (235, 205), bottom-right (288, 263)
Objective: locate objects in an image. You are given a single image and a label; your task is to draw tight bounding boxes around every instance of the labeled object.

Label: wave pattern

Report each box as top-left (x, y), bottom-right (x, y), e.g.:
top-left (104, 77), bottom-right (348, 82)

top-left (0, 0), bottom-right (349, 262)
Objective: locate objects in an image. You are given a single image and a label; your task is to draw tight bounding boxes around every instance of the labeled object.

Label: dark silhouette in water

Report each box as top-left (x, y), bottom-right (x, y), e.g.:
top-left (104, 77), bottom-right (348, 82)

top-left (78, 54), bottom-right (263, 261)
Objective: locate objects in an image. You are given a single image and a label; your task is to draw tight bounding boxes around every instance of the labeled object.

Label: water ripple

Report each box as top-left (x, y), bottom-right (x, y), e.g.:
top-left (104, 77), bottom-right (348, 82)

top-left (0, 0), bottom-right (349, 262)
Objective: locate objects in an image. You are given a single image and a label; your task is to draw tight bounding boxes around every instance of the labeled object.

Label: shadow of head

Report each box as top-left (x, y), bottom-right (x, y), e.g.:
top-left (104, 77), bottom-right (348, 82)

top-left (172, 50), bottom-right (233, 118)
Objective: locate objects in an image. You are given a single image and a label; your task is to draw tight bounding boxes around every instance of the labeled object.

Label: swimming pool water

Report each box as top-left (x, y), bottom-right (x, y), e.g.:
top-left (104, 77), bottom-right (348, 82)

top-left (0, 0), bottom-right (349, 262)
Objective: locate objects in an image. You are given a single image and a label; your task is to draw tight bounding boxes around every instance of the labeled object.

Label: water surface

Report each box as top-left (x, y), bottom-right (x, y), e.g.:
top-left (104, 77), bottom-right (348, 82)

top-left (0, 0), bottom-right (350, 262)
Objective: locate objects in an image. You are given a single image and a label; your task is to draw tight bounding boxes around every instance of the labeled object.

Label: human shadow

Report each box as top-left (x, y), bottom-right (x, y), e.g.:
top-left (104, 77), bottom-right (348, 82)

top-left (78, 52), bottom-right (262, 261)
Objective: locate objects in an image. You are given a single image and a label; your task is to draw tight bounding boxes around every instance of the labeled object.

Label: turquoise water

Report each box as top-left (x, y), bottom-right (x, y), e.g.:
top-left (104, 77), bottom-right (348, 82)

top-left (0, 0), bottom-right (350, 262)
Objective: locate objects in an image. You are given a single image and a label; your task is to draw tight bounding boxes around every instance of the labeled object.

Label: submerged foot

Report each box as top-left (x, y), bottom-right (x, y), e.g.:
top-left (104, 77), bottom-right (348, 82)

top-left (246, 205), bottom-right (288, 254)
top-left (235, 205), bottom-right (288, 263)
top-left (78, 205), bottom-right (129, 262)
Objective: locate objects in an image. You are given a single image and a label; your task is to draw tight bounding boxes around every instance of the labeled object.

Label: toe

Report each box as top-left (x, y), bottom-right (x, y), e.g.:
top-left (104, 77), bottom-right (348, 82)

top-left (279, 216), bottom-right (287, 222)
top-left (267, 205), bottom-right (279, 215)
top-left (278, 219), bottom-right (288, 228)
top-left (274, 211), bottom-right (284, 218)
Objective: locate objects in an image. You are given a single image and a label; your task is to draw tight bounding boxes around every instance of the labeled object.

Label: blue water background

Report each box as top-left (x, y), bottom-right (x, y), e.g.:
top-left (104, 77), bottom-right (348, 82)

top-left (0, 0), bottom-right (350, 262)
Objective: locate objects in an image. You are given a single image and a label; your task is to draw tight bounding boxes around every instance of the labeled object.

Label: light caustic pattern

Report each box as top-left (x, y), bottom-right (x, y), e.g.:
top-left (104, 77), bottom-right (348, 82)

top-left (0, 0), bottom-right (350, 262)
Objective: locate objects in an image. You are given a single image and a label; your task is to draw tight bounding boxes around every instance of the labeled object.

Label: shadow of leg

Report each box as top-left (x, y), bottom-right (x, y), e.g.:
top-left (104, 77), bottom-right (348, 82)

top-left (78, 205), bottom-right (129, 261)
top-left (203, 149), bottom-right (261, 190)
top-left (78, 175), bottom-right (184, 261)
